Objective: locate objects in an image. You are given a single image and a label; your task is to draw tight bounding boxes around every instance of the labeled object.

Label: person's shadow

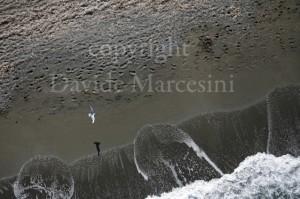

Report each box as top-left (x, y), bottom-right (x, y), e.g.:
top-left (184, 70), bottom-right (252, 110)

top-left (94, 142), bottom-right (101, 157)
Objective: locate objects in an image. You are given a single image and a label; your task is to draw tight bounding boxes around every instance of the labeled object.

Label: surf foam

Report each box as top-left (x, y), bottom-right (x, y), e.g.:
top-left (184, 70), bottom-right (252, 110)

top-left (147, 153), bottom-right (300, 199)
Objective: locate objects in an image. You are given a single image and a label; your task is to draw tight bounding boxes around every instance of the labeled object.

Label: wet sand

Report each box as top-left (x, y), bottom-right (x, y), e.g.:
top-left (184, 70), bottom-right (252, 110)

top-left (1, 64), bottom-right (299, 177)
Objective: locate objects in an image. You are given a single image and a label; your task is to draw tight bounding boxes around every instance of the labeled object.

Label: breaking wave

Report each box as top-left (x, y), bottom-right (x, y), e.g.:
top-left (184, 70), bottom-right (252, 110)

top-left (147, 153), bottom-right (300, 199)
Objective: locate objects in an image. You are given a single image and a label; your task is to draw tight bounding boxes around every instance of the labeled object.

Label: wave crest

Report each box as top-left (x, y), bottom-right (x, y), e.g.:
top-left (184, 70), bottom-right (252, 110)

top-left (147, 153), bottom-right (300, 199)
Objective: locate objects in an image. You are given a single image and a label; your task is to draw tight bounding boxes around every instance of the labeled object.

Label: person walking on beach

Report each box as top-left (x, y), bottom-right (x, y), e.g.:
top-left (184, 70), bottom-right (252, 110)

top-left (94, 142), bottom-right (101, 157)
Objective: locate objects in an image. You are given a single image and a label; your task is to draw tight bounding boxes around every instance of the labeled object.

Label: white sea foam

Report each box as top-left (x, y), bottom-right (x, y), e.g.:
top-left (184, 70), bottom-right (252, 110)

top-left (14, 155), bottom-right (74, 199)
top-left (147, 153), bottom-right (300, 199)
top-left (133, 124), bottom-right (223, 181)
top-left (178, 131), bottom-right (224, 176)
top-left (161, 159), bottom-right (183, 187)
top-left (134, 150), bottom-right (149, 181)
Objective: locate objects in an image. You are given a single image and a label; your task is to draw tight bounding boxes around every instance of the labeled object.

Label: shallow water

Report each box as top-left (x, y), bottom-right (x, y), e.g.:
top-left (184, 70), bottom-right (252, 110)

top-left (0, 67), bottom-right (299, 178)
top-left (147, 153), bottom-right (300, 199)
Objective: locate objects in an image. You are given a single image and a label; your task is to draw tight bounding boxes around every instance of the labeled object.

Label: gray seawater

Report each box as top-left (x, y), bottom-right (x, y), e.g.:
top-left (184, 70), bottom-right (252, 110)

top-left (0, 85), bottom-right (299, 199)
top-left (147, 153), bottom-right (300, 199)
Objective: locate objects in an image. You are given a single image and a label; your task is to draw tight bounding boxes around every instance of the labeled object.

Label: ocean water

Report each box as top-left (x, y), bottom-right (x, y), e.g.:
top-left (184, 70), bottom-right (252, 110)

top-left (0, 85), bottom-right (299, 199)
top-left (147, 153), bottom-right (300, 199)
